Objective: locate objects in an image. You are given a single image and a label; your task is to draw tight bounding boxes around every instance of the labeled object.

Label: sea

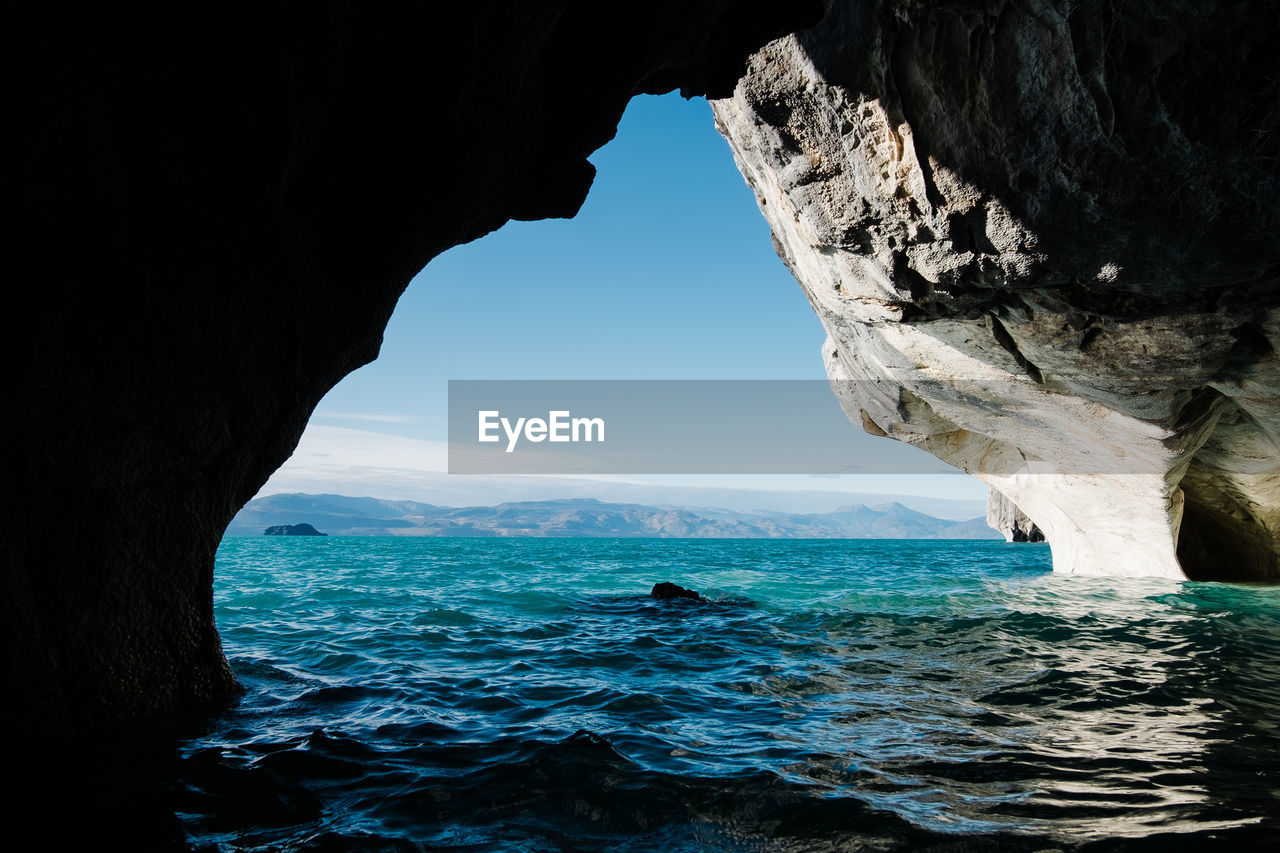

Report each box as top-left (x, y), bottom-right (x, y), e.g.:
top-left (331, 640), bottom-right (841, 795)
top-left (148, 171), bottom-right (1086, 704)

top-left (155, 537), bottom-right (1280, 850)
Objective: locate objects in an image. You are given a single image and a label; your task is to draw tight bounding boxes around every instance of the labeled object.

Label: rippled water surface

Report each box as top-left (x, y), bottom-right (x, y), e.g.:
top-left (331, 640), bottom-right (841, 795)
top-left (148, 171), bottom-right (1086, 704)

top-left (173, 537), bottom-right (1280, 850)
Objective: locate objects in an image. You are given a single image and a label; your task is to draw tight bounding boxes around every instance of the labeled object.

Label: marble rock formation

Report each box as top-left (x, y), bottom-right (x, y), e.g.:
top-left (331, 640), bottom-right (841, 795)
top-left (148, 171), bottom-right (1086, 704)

top-left (4, 1), bottom-right (820, 736)
top-left (713, 0), bottom-right (1280, 580)
top-left (987, 490), bottom-right (1045, 544)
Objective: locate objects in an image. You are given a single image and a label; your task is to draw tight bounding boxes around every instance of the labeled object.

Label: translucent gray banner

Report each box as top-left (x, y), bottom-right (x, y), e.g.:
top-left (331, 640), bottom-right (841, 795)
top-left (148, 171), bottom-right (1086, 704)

top-left (448, 380), bottom-right (959, 474)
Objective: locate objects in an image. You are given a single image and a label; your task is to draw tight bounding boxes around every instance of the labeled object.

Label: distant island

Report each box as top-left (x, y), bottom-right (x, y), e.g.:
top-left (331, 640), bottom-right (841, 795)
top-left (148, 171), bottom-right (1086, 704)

top-left (229, 493), bottom-right (1003, 540)
top-left (263, 523), bottom-right (327, 536)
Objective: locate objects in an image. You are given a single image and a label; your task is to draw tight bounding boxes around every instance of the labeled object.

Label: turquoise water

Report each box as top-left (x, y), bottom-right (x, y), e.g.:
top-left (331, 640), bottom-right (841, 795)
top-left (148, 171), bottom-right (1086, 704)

top-left (175, 538), bottom-right (1280, 849)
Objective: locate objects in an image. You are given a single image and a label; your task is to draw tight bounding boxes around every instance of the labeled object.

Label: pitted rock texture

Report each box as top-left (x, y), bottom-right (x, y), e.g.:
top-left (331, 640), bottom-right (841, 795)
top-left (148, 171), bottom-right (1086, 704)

top-left (714, 0), bottom-right (1280, 579)
top-left (3, 1), bottom-right (821, 736)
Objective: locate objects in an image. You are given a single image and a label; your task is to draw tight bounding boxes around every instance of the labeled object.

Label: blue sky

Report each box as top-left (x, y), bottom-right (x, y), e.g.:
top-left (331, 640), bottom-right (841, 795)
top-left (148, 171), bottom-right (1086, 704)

top-left (318, 93), bottom-right (823, 428)
top-left (267, 93), bottom-right (986, 508)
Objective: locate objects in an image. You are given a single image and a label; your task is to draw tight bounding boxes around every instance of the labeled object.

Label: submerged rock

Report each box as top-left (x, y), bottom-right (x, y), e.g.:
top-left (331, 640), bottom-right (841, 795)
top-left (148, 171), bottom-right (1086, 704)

top-left (651, 582), bottom-right (704, 601)
top-left (264, 523), bottom-right (327, 536)
top-left (713, 0), bottom-right (1280, 580)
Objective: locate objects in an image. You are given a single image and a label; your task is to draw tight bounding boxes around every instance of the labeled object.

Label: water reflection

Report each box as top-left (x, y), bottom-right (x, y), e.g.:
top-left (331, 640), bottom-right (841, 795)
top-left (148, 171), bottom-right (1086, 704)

top-left (163, 538), bottom-right (1280, 849)
top-left (786, 573), bottom-right (1280, 840)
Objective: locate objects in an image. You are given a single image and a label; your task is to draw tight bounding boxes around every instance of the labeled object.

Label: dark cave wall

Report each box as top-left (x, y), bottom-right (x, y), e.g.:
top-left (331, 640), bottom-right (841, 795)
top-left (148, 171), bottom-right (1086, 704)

top-left (1, 1), bottom-right (821, 735)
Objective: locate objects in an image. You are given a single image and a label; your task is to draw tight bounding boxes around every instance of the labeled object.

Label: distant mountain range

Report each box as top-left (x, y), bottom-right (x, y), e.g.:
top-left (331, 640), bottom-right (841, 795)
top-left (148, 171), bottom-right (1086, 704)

top-left (226, 493), bottom-right (1000, 539)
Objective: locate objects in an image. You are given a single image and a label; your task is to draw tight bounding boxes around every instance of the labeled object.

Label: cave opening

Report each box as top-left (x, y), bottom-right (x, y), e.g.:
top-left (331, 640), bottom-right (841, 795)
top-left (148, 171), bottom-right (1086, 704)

top-left (1177, 480), bottom-right (1280, 582)
top-left (266, 90), bottom-right (990, 513)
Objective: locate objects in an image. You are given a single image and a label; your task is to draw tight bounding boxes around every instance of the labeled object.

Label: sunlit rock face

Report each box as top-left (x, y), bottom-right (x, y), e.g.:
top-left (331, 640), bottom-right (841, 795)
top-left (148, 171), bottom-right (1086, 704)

top-left (3, 1), bottom-right (820, 736)
top-left (713, 0), bottom-right (1280, 579)
top-left (987, 491), bottom-right (1044, 544)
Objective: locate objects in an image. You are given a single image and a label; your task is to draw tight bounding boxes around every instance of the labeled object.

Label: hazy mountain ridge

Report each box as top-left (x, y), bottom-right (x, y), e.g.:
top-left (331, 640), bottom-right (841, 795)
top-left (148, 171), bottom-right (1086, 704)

top-left (227, 493), bottom-right (1000, 539)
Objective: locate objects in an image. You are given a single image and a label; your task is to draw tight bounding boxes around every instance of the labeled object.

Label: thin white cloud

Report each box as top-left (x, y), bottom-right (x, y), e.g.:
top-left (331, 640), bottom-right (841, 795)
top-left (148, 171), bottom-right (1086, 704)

top-left (259, 425), bottom-right (448, 493)
top-left (312, 410), bottom-right (416, 423)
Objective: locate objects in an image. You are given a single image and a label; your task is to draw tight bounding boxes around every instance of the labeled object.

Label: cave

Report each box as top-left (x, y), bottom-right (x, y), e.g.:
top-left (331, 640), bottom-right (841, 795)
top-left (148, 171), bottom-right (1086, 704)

top-left (1178, 492), bottom-right (1279, 582)
top-left (7, 0), bottom-right (1280, 752)
top-left (3, 0), bottom-right (822, 738)
top-left (1177, 453), bottom-right (1280, 582)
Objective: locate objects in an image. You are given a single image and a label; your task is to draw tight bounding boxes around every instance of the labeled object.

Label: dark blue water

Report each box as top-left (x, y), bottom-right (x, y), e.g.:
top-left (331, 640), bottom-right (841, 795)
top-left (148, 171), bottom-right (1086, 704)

top-left (172, 538), bottom-right (1280, 850)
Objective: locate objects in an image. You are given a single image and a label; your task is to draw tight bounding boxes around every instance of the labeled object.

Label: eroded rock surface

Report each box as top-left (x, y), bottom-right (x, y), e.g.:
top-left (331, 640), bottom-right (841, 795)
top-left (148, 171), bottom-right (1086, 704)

top-left (987, 491), bottom-right (1045, 544)
top-left (714, 0), bottom-right (1280, 579)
